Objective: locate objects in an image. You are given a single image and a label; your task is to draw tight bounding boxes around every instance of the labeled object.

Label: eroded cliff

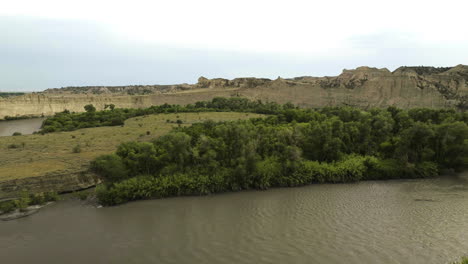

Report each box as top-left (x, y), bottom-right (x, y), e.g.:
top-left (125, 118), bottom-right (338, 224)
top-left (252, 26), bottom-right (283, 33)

top-left (1, 65), bottom-right (467, 119)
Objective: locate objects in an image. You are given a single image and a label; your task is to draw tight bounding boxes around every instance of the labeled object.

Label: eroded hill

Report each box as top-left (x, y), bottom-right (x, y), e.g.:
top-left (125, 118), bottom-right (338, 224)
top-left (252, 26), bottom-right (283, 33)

top-left (1, 65), bottom-right (467, 119)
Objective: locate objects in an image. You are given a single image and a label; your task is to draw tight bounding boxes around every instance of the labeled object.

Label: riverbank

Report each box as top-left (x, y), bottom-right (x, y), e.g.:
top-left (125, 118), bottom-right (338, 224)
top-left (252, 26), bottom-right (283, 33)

top-left (0, 112), bottom-right (263, 199)
top-left (0, 114), bottom-right (44, 122)
top-left (0, 202), bottom-right (54, 221)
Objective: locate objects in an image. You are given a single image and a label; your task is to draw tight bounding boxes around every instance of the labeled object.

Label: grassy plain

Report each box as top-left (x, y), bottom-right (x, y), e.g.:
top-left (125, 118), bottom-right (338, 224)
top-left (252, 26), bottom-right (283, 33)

top-left (0, 112), bottom-right (263, 183)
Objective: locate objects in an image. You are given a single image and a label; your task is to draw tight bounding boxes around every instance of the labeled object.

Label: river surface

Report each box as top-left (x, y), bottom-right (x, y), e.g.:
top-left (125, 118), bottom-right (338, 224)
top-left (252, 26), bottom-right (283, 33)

top-left (0, 118), bottom-right (45, 136)
top-left (1, 176), bottom-right (467, 264)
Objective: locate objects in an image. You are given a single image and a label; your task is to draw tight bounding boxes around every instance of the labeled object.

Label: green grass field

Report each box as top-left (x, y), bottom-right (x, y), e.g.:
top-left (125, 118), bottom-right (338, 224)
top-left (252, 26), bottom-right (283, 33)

top-left (0, 112), bottom-right (263, 182)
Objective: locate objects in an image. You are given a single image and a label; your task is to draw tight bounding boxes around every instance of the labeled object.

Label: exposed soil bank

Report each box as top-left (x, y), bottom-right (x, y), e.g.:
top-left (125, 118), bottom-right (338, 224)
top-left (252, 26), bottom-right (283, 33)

top-left (0, 172), bottom-right (100, 200)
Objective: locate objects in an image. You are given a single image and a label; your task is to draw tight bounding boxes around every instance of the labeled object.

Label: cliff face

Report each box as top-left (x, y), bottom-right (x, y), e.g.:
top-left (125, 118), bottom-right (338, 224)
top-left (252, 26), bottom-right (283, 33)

top-left (0, 172), bottom-right (100, 200)
top-left (1, 65), bottom-right (467, 119)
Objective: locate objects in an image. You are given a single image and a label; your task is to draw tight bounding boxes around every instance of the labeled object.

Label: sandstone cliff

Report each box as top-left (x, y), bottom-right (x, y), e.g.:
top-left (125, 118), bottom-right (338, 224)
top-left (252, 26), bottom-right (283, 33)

top-left (1, 65), bottom-right (467, 119)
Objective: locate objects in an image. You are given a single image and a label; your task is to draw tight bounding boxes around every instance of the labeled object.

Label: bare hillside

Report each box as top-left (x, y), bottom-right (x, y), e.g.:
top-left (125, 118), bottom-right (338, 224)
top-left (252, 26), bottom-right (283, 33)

top-left (1, 65), bottom-right (467, 119)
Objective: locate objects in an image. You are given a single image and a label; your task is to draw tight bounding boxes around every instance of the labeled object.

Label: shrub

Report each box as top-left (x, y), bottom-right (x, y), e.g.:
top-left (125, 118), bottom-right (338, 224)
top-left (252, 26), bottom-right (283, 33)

top-left (84, 104), bottom-right (96, 113)
top-left (12, 132), bottom-right (22, 136)
top-left (91, 154), bottom-right (128, 182)
top-left (74, 191), bottom-right (88, 201)
top-left (415, 161), bottom-right (439, 178)
top-left (44, 191), bottom-right (60, 202)
top-left (7, 143), bottom-right (20, 149)
top-left (365, 159), bottom-right (406, 180)
top-left (72, 144), bottom-right (82, 153)
top-left (15, 191), bottom-right (31, 212)
top-left (452, 257), bottom-right (468, 264)
top-left (0, 201), bottom-right (16, 213)
top-left (29, 193), bottom-right (46, 205)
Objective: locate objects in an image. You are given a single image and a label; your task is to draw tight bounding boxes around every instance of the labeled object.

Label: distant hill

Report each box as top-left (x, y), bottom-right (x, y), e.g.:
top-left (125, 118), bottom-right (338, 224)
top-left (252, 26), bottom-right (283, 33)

top-left (1, 65), bottom-right (467, 119)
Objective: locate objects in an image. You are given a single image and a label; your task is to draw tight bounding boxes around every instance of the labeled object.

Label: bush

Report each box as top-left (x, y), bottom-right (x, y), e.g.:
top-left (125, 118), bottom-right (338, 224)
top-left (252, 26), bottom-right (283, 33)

top-left (29, 193), bottom-right (46, 205)
top-left (15, 191), bottom-right (31, 212)
top-left (72, 144), bottom-right (82, 153)
top-left (74, 191), bottom-right (88, 201)
top-left (7, 143), bottom-right (20, 149)
top-left (84, 104), bottom-right (96, 113)
top-left (365, 159), bottom-right (407, 180)
top-left (452, 257), bottom-right (468, 264)
top-left (44, 191), bottom-right (60, 202)
top-left (28, 191), bottom-right (59, 205)
top-left (0, 201), bottom-right (16, 213)
top-left (415, 161), bottom-right (439, 178)
top-left (0, 191), bottom-right (59, 214)
top-left (91, 154), bottom-right (128, 182)
top-left (12, 132), bottom-right (22, 136)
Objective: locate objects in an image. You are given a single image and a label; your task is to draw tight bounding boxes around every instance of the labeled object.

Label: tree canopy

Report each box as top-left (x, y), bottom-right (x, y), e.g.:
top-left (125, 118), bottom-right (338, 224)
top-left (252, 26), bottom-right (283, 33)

top-left (87, 99), bottom-right (468, 205)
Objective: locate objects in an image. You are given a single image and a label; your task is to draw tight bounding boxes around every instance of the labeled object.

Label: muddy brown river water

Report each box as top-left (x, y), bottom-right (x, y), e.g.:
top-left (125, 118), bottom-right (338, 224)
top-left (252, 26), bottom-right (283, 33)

top-left (0, 118), bottom-right (45, 137)
top-left (0, 175), bottom-right (467, 264)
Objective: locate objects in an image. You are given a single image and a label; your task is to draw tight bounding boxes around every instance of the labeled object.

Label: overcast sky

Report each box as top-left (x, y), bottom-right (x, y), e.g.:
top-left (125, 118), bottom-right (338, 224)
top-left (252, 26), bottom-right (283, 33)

top-left (1, 0), bottom-right (467, 91)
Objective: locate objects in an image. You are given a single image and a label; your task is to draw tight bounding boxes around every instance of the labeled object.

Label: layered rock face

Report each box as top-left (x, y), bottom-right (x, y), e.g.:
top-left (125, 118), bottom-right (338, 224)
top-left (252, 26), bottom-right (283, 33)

top-left (0, 172), bottom-right (100, 200)
top-left (1, 65), bottom-right (467, 119)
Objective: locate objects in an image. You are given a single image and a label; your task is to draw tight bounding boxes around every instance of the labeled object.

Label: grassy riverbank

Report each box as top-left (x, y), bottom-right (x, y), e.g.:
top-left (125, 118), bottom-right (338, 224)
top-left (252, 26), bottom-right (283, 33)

top-left (0, 112), bottom-right (263, 197)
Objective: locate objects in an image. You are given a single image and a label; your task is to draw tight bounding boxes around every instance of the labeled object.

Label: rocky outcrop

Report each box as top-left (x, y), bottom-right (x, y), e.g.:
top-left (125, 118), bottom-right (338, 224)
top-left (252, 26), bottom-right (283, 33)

top-left (1, 65), bottom-right (467, 120)
top-left (43, 84), bottom-right (194, 95)
top-left (239, 66), bottom-right (467, 109)
top-left (0, 171), bottom-right (100, 200)
top-left (197, 76), bottom-right (271, 89)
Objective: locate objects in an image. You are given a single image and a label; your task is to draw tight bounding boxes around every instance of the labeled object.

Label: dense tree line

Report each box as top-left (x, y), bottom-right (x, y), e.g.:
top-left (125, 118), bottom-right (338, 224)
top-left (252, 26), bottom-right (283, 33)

top-left (0, 92), bottom-right (25, 98)
top-left (40, 97), bottom-right (468, 133)
top-left (90, 100), bottom-right (468, 205)
top-left (40, 98), bottom-right (289, 133)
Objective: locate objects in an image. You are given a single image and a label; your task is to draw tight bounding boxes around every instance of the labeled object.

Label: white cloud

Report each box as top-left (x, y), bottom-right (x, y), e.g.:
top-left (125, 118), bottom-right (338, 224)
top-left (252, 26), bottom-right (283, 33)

top-left (2, 0), bottom-right (467, 54)
top-left (1, 1), bottom-right (467, 91)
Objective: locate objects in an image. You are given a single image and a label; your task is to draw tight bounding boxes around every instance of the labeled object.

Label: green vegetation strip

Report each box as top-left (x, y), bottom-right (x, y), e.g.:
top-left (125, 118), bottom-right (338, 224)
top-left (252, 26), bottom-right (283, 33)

top-left (39, 97), bottom-right (293, 133)
top-left (0, 191), bottom-right (59, 214)
top-left (0, 92), bottom-right (25, 98)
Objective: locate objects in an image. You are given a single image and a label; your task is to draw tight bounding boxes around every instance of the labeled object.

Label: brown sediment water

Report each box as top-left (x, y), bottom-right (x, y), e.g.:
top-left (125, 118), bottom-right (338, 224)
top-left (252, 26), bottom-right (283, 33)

top-left (0, 118), bottom-right (45, 137)
top-left (0, 175), bottom-right (467, 263)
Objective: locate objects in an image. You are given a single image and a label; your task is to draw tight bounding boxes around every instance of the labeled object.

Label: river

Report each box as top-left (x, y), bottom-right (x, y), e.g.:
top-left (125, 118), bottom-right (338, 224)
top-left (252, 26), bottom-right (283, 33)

top-left (0, 118), bottom-right (45, 137)
top-left (0, 175), bottom-right (467, 264)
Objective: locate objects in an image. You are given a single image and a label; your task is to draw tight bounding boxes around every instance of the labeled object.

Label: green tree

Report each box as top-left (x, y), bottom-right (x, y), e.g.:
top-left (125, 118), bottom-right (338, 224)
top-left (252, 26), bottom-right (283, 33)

top-left (84, 104), bottom-right (96, 113)
top-left (92, 154), bottom-right (128, 182)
